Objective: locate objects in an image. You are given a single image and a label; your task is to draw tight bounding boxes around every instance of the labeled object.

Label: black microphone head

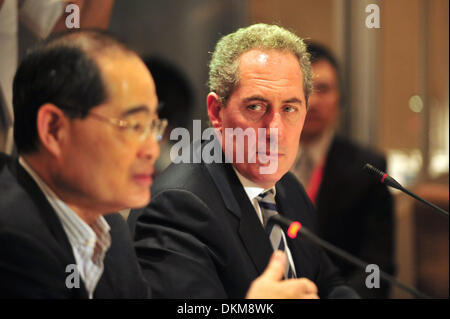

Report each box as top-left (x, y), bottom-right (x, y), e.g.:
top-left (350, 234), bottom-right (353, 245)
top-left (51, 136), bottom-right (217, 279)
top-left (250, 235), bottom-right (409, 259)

top-left (363, 163), bottom-right (403, 190)
top-left (363, 163), bottom-right (383, 177)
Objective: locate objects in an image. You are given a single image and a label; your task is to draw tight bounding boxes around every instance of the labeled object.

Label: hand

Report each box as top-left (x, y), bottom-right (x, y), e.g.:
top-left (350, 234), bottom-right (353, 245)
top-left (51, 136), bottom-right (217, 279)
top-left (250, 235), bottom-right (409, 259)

top-left (246, 251), bottom-right (319, 299)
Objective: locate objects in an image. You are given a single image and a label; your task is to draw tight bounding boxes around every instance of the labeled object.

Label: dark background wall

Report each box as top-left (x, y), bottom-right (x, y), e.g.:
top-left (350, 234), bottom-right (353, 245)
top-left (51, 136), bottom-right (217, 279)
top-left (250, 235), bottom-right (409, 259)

top-left (109, 0), bottom-right (247, 129)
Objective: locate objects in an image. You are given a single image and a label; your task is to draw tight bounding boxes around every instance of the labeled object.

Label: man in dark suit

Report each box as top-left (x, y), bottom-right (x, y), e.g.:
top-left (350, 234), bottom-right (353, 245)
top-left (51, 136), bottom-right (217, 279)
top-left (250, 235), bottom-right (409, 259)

top-left (291, 43), bottom-right (395, 298)
top-left (0, 30), bottom-right (164, 298)
top-left (130, 24), bottom-right (358, 299)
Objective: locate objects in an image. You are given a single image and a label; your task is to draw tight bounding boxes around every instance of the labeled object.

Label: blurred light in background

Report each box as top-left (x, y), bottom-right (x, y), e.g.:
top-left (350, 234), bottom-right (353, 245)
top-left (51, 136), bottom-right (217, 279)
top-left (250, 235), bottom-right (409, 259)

top-left (387, 149), bottom-right (423, 189)
top-left (429, 98), bottom-right (449, 179)
top-left (409, 95), bottom-right (423, 113)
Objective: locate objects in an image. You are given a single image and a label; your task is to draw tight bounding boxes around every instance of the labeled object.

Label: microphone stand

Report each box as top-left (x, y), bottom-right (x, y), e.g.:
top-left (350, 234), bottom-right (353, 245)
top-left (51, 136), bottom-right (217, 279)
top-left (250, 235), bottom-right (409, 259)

top-left (268, 215), bottom-right (432, 299)
top-left (364, 163), bottom-right (448, 218)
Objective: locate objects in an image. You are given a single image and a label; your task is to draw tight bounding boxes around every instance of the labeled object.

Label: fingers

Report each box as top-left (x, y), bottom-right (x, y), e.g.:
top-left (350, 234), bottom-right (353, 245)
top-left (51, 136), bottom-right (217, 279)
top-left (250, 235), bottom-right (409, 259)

top-left (246, 251), bottom-right (320, 299)
top-left (260, 250), bottom-right (287, 281)
top-left (297, 277), bottom-right (318, 295)
top-left (283, 277), bottom-right (319, 299)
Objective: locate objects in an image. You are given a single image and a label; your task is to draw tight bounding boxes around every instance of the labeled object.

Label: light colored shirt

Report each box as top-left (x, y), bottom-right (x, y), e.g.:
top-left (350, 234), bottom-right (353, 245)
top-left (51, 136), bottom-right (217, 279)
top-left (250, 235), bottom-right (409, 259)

top-left (232, 166), bottom-right (297, 277)
top-left (18, 157), bottom-right (111, 299)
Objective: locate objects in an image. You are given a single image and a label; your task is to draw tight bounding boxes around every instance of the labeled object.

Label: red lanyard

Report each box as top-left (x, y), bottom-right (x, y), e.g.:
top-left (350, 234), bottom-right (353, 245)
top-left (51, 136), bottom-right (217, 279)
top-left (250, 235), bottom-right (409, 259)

top-left (306, 159), bottom-right (325, 204)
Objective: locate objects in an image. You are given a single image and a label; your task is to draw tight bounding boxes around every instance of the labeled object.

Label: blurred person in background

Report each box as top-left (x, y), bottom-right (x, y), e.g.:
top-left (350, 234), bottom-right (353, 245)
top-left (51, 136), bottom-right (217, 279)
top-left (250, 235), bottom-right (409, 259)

top-left (142, 56), bottom-right (194, 175)
top-left (291, 42), bottom-right (395, 298)
top-left (0, 0), bottom-right (114, 154)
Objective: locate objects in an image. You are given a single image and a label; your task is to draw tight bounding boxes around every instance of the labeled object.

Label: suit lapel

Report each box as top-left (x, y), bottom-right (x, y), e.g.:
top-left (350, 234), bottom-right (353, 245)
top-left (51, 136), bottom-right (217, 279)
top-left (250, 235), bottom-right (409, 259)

top-left (12, 159), bottom-right (75, 260)
top-left (275, 178), bottom-right (312, 278)
top-left (206, 160), bottom-right (273, 274)
top-left (10, 158), bottom-right (89, 297)
top-left (94, 251), bottom-right (117, 298)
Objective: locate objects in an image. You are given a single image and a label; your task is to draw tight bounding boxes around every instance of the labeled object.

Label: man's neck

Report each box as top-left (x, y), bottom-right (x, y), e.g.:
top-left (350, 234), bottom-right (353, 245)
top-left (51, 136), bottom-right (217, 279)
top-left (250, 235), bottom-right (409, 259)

top-left (20, 154), bottom-right (101, 226)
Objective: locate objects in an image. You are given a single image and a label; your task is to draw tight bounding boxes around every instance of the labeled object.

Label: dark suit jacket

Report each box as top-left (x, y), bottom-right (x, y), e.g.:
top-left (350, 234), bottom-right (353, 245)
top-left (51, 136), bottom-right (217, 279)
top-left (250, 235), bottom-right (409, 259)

top-left (0, 154), bottom-right (150, 298)
top-left (315, 135), bottom-right (395, 298)
top-left (129, 142), bottom-right (358, 299)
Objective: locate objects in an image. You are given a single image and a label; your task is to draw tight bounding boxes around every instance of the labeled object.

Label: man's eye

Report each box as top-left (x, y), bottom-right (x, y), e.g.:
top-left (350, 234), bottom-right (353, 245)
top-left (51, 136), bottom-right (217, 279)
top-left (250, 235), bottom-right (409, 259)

top-left (130, 122), bottom-right (144, 132)
top-left (284, 105), bottom-right (297, 113)
top-left (247, 104), bottom-right (263, 111)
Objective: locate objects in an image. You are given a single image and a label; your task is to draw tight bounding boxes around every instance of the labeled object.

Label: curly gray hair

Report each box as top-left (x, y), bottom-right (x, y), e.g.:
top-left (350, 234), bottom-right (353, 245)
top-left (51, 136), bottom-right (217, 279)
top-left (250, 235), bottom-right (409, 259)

top-left (208, 23), bottom-right (313, 105)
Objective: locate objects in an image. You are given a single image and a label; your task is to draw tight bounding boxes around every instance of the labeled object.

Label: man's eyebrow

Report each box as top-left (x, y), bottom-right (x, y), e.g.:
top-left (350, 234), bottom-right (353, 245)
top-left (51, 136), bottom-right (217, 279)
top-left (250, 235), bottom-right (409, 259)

top-left (243, 95), bottom-right (303, 104)
top-left (243, 95), bottom-right (270, 103)
top-left (282, 97), bottom-right (303, 104)
top-left (120, 105), bottom-right (151, 117)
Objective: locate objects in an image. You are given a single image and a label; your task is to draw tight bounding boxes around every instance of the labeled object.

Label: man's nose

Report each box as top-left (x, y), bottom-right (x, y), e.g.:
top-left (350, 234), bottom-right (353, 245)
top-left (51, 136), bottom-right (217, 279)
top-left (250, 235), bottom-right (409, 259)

top-left (266, 111), bottom-right (283, 140)
top-left (138, 134), bottom-right (161, 162)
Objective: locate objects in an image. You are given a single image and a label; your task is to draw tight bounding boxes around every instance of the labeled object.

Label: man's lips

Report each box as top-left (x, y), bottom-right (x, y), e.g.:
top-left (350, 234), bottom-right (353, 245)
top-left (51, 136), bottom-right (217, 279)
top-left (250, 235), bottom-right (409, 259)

top-left (257, 150), bottom-right (285, 156)
top-left (132, 172), bottom-right (154, 186)
top-left (256, 152), bottom-right (284, 160)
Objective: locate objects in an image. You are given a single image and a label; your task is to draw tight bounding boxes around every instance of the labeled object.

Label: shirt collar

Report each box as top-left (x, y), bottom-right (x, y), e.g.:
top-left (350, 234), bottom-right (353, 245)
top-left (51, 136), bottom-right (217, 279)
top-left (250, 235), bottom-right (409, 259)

top-left (18, 156), bottom-right (111, 248)
top-left (232, 166), bottom-right (276, 203)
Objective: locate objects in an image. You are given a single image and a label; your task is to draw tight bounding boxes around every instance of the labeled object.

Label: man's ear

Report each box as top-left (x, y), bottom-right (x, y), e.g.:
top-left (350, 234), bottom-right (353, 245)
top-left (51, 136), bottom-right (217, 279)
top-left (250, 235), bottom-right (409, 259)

top-left (207, 92), bottom-right (223, 131)
top-left (36, 104), bottom-right (69, 158)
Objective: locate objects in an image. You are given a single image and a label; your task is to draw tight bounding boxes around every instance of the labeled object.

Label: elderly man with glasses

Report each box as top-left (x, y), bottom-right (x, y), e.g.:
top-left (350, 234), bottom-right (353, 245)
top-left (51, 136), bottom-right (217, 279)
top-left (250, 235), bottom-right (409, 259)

top-left (0, 30), bottom-right (166, 298)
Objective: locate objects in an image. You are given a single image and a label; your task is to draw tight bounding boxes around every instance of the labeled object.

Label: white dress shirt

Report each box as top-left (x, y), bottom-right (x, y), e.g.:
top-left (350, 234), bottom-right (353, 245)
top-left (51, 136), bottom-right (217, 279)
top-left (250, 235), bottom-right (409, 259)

top-left (19, 157), bottom-right (111, 298)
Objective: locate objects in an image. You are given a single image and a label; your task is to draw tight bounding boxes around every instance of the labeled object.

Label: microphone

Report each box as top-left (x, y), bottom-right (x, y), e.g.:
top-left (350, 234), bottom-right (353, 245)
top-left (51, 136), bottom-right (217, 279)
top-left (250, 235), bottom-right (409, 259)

top-left (267, 214), bottom-right (432, 299)
top-left (364, 163), bottom-right (449, 218)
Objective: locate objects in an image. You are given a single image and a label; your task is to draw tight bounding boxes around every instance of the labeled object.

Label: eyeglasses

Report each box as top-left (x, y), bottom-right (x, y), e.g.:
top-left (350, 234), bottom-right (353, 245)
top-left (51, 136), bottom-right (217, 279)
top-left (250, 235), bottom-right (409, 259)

top-left (89, 112), bottom-right (168, 142)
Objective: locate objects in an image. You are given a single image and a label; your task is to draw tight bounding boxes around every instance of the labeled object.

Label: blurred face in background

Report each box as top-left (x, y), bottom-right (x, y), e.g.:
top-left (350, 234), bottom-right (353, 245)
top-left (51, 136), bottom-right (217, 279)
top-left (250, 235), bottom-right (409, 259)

top-left (301, 59), bottom-right (340, 144)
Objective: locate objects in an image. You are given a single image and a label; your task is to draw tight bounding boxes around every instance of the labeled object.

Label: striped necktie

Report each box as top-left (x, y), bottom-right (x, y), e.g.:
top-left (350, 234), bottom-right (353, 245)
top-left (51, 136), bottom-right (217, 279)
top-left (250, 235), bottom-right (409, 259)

top-left (257, 190), bottom-right (296, 279)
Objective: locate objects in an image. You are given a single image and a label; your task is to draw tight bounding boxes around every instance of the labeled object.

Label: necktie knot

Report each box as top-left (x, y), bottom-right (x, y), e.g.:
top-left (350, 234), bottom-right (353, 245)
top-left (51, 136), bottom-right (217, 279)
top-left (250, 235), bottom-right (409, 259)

top-left (256, 190), bottom-right (277, 227)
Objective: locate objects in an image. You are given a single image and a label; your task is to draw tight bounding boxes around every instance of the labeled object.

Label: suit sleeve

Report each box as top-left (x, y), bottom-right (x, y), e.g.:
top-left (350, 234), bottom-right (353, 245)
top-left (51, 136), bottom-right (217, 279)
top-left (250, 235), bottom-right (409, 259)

top-left (101, 213), bottom-right (152, 299)
top-left (0, 228), bottom-right (74, 298)
top-left (133, 189), bottom-right (229, 298)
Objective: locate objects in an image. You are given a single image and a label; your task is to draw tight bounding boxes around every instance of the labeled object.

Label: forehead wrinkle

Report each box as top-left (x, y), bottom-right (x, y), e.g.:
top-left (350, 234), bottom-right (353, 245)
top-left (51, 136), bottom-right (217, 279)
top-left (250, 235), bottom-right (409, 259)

top-left (239, 77), bottom-right (304, 100)
top-left (240, 67), bottom-right (304, 91)
top-left (234, 50), bottom-right (306, 104)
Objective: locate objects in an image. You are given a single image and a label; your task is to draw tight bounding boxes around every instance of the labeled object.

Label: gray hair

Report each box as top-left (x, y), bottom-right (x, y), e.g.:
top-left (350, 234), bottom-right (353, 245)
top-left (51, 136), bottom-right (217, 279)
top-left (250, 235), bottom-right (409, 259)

top-left (208, 23), bottom-right (313, 105)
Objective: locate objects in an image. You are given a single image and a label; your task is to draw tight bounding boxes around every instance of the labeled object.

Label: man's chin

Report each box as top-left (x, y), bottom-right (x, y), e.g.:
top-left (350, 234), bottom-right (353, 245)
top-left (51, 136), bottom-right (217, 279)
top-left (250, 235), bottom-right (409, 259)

top-left (245, 168), bottom-right (284, 188)
top-left (125, 192), bottom-right (151, 209)
top-left (256, 175), bottom-right (283, 188)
